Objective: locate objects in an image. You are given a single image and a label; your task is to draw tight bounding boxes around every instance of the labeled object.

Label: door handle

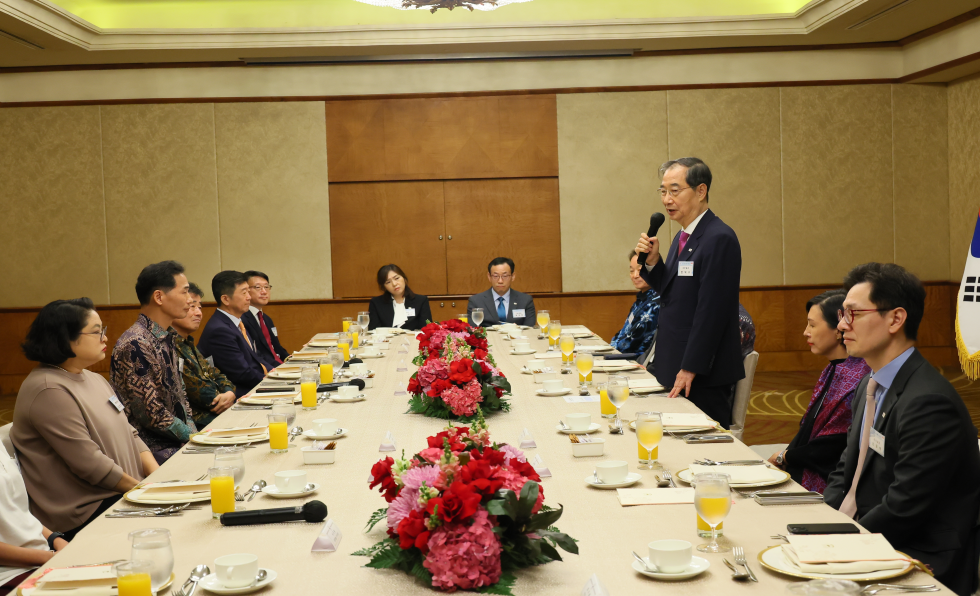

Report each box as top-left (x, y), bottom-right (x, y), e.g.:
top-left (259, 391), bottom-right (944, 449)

top-left (448, 235), bottom-right (452, 240)
top-left (439, 235), bottom-right (443, 240)
top-left (440, 302), bottom-right (444, 307)
top-left (452, 302), bottom-right (456, 307)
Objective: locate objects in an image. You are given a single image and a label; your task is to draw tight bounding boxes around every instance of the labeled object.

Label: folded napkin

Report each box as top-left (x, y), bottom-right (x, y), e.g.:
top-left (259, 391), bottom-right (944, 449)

top-left (661, 413), bottom-right (715, 428)
top-left (36, 565), bottom-right (115, 589)
top-left (308, 340), bottom-right (338, 347)
top-left (782, 533), bottom-right (908, 574)
top-left (206, 426), bottom-right (269, 438)
top-left (246, 390), bottom-right (298, 399)
top-left (139, 481), bottom-right (211, 501)
top-left (617, 488), bottom-right (695, 506)
top-left (629, 378), bottom-right (665, 391)
top-left (575, 344), bottom-right (612, 352)
top-left (688, 463), bottom-right (777, 484)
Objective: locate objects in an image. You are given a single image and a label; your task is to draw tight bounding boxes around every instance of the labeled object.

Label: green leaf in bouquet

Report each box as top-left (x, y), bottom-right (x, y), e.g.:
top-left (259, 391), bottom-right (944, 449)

top-left (476, 573), bottom-right (517, 595)
top-left (516, 481), bottom-right (540, 519)
top-left (523, 504), bottom-right (563, 532)
top-left (537, 539), bottom-right (563, 562)
top-left (410, 560), bottom-right (433, 585)
top-left (486, 495), bottom-right (516, 519)
top-left (540, 530), bottom-right (580, 555)
top-left (364, 507), bottom-right (389, 532)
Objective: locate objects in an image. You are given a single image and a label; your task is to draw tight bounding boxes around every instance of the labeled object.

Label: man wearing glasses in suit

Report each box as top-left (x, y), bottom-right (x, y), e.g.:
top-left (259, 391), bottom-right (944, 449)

top-left (467, 257), bottom-right (536, 327)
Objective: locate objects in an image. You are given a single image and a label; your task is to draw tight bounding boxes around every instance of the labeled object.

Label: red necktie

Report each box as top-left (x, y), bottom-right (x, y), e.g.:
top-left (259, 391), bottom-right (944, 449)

top-left (257, 314), bottom-right (282, 365)
top-left (678, 231), bottom-right (691, 254)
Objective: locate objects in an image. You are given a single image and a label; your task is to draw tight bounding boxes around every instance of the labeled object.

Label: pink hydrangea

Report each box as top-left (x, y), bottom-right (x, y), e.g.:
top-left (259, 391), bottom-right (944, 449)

top-left (441, 379), bottom-right (484, 417)
top-left (499, 444), bottom-right (526, 464)
top-left (401, 465), bottom-right (441, 491)
top-left (423, 509), bottom-right (502, 591)
top-left (417, 359), bottom-right (450, 388)
top-left (386, 488), bottom-right (420, 530)
top-left (428, 329), bottom-right (451, 351)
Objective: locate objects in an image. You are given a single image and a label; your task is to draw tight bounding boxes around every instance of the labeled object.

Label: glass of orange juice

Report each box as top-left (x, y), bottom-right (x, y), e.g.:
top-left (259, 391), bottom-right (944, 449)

top-left (337, 333), bottom-right (352, 362)
top-left (575, 351), bottom-right (594, 387)
top-left (547, 320), bottom-right (561, 351)
top-left (318, 356), bottom-right (333, 384)
top-left (598, 382), bottom-right (616, 418)
top-left (115, 561), bottom-right (154, 596)
top-left (300, 366), bottom-right (318, 411)
top-left (559, 333), bottom-right (575, 370)
top-left (694, 473), bottom-right (731, 553)
top-left (268, 413), bottom-right (289, 453)
top-left (209, 466), bottom-right (237, 519)
top-left (342, 317), bottom-right (352, 332)
top-left (349, 324), bottom-right (361, 350)
top-left (635, 411), bottom-right (663, 470)
top-left (536, 310), bottom-right (550, 339)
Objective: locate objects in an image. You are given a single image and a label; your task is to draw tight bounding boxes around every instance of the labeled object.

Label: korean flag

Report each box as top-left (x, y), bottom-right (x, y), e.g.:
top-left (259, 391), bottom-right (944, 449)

top-left (957, 206), bottom-right (980, 380)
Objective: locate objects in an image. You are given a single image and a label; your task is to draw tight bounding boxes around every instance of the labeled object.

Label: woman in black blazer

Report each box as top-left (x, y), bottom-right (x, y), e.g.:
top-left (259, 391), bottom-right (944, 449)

top-left (367, 265), bottom-right (433, 332)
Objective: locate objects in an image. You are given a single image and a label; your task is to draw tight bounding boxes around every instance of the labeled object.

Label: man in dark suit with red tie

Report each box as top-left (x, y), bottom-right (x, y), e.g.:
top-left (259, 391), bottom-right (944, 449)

top-left (242, 270), bottom-right (289, 370)
top-left (635, 157), bottom-right (744, 428)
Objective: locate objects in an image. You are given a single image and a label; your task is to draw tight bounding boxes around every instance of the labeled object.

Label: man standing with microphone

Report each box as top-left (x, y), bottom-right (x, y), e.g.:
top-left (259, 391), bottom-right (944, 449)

top-left (635, 157), bottom-right (744, 428)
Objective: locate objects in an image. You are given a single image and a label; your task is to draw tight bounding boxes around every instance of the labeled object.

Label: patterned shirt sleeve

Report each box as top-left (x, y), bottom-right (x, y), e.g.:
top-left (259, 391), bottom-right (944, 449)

top-left (611, 292), bottom-right (660, 354)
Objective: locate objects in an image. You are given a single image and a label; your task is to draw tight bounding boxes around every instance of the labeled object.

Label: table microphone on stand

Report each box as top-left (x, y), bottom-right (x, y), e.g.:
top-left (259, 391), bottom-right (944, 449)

top-left (220, 501), bottom-right (327, 526)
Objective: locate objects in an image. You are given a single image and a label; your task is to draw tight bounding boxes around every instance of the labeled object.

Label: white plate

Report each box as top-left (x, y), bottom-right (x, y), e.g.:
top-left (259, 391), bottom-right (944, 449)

top-left (267, 371), bottom-right (300, 380)
top-left (675, 467), bottom-right (790, 488)
top-left (584, 472), bottom-right (641, 489)
top-left (303, 428), bottom-right (348, 440)
top-left (261, 483), bottom-right (320, 498)
top-left (758, 546), bottom-right (914, 581)
top-left (240, 395), bottom-right (301, 405)
top-left (631, 386), bottom-right (666, 395)
top-left (510, 349), bottom-right (537, 355)
top-left (628, 421), bottom-right (719, 433)
top-left (536, 388), bottom-right (572, 397)
top-left (556, 422), bottom-right (601, 434)
top-left (124, 486), bottom-right (211, 505)
top-left (632, 556), bottom-right (710, 580)
top-left (575, 344), bottom-right (614, 353)
top-left (191, 432), bottom-right (270, 445)
top-left (329, 393), bottom-right (366, 403)
top-left (199, 569), bottom-right (277, 594)
top-left (356, 353), bottom-right (385, 359)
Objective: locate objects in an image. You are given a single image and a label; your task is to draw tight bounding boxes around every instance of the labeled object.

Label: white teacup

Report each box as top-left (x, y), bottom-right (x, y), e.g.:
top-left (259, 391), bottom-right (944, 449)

top-left (508, 329), bottom-right (523, 339)
top-left (337, 385), bottom-right (359, 398)
top-left (542, 379), bottom-right (565, 393)
top-left (374, 331), bottom-right (388, 342)
top-left (648, 539), bottom-right (693, 573)
top-left (214, 553), bottom-right (259, 588)
top-left (361, 346), bottom-right (380, 356)
top-left (595, 460), bottom-right (628, 484)
top-left (566, 413), bottom-right (591, 431)
top-left (274, 470), bottom-right (307, 494)
top-left (313, 418), bottom-right (338, 436)
top-left (525, 359), bottom-right (546, 370)
top-left (349, 363), bottom-right (369, 376)
top-left (512, 341), bottom-right (531, 352)
top-left (533, 371), bottom-right (557, 384)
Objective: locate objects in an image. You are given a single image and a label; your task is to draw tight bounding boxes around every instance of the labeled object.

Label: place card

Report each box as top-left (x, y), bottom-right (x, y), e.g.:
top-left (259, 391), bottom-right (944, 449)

top-left (519, 428), bottom-right (536, 449)
top-left (379, 431), bottom-right (397, 452)
top-left (35, 565), bottom-right (115, 589)
top-left (616, 488), bottom-right (695, 506)
top-left (563, 394), bottom-right (599, 403)
top-left (581, 574), bottom-right (611, 596)
top-left (311, 518), bottom-right (343, 552)
top-left (530, 454), bottom-right (551, 478)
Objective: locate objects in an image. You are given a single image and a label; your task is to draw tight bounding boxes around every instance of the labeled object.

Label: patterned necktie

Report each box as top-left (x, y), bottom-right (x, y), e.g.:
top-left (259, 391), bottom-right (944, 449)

top-left (238, 321), bottom-right (268, 374)
top-left (497, 297), bottom-right (507, 322)
top-left (839, 378), bottom-right (879, 518)
top-left (257, 314), bottom-right (282, 365)
top-left (678, 231), bottom-right (691, 254)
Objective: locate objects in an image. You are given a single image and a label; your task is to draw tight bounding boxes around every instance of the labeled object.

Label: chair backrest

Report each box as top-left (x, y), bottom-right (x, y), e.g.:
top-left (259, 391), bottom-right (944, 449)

top-left (730, 351), bottom-right (759, 440)
top-left (0, 423), bottom-right (13, 458)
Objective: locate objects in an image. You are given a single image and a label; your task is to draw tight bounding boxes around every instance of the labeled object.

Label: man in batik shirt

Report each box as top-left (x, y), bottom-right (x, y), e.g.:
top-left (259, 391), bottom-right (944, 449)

top-left (611, 251), bottom-right (661, 355)
top-left (111, 261), bottom-right (197, 464)
top-left (172, 283), bottom-right (237, 428)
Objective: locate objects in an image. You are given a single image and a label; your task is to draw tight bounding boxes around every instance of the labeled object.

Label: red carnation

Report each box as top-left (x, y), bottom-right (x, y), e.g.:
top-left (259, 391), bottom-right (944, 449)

top-left (426, 481), bottom-right (481, 523)
top-left (427, 379), bottom-right (452, 398)
top-left (369, 457), bottom-right (400, 502)
top-left (472, 447), bottom-right (506, 466)
top-left (478, 360), bottom-right (491, 374)
top-left (448, 359), bottom-right (476, 384)
top-left (508, 458), bottom-right (542, 482)
top-left (407, 376), bottom-right (421, 394)
top-left (396, 509), bottom-right (431, 553)
top-left (427, 428), bottom-right (468, 452)
top-left (460, 459), bottom-right (504, 496)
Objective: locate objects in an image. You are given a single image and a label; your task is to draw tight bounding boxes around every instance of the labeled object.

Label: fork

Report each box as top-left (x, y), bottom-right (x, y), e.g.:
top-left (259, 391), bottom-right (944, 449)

top-left (661, 467), bottom-right (676, 488)
top-left (733, 546), bottom-right (758, 582)
top-left (723, 558), bottom-right (750, 580)
top-left (861, 585), bottom-right (939, 595)
top-left (235, 492), bottom-right (246, 501)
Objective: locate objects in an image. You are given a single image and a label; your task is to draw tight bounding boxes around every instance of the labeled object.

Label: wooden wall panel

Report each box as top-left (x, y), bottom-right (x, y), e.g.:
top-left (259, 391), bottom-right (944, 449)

top-left (444, 178), bottom-right (562, 295)
top-left (328, 182), bottom-right (449, 298)
top-left (325, 95), bottom-right (558, 182)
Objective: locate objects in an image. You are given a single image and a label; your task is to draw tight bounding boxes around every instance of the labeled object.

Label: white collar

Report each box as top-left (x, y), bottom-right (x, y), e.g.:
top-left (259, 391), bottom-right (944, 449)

top-left (218, 308), bottom-right (242, 327)
top-left (682, 208), bottom-right (709, 235)
top-left (248, 305), bottom-right (261, 317)
top-left (492, 288), bottom-right (511, 304)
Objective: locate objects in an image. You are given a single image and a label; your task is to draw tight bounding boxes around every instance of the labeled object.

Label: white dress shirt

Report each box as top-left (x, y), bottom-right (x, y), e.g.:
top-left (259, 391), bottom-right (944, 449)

top-left (492, 289), bottom-right (511, 320)
top-left (392, 298), bottom-right (408, 328)
top-left (0, 444), bottom-right (48, 584)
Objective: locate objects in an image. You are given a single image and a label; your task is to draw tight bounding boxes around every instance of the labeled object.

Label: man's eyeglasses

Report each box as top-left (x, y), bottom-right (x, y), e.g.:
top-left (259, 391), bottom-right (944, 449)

top-left (490, 274), bottom-right (512, 281)
top-left (250, 285), bottom-right (272, 292)
top-left (837, 308), bottom-right (888, 325)
top-left (80, 327), bottom-right (108, 341)
top-left (659, 186), bottom-right (692, 198)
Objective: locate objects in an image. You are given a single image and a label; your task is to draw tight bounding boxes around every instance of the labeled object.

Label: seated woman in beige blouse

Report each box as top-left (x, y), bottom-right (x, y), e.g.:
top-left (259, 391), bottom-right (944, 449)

top-left (11, 298), bottom-right (159, 539)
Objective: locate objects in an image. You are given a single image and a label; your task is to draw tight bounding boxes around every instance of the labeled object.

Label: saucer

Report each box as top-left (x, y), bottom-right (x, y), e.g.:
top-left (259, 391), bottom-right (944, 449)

top-left (303, 428), bottom-right (348, 440)
top-left (584, 472), bottom-right (641, 489)
top-left (632, 556), bottom-right (710, 580)
top-left (536, 388), bottom-right (572, 397)
top-left (198, 569), bottom-right (277, 594)
top-left (261, 483), bottom-right (320, 498)
top-left (356, 352), bottom-right (384, 359)
top-left (329, 394), bottom-right (366, 403)
top-left (556, 422), bottom-right (601, 434)
top-left (510, 349), bottom-right (537, 355)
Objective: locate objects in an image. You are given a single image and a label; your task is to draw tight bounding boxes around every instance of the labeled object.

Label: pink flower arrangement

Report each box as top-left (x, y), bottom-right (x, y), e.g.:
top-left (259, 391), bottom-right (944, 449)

top-left (424, 510), bottom-right (502, 591)
top-left (441, 380), bottom-right (483, 417)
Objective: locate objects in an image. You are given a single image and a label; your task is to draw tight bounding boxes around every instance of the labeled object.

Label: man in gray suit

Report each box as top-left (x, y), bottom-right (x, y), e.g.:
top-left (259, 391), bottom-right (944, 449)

top-left (824, 263), bottom-right (980, 596)
top-left (467, 257), bottom-right (536, 327)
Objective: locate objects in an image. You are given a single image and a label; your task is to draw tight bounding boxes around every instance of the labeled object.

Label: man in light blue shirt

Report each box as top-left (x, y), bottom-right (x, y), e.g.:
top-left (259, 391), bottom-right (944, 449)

top-left (467, 257), bottom-right (536, 327)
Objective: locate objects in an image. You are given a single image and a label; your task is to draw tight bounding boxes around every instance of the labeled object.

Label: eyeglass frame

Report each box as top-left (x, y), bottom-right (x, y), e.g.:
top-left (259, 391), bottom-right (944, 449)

top-left (490, 274), bottom-right (512, 281)
top-left (659, 185), bottom-right (693, 198)
top-left (837, 307), bottom-right (889, 325)
top-left (250, 285), bottom-right (273, 291)
top-left (79, 327), bottom-right (108, 341)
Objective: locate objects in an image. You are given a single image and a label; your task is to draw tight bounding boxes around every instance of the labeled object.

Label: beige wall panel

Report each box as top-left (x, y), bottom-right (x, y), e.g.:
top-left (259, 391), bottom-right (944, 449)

top-left (666, 88), bottom-right (783, 286)
top-left (781, 86), bottom-right (894, 285)
top-left (892, 84), bottom-right (949, 281)
top-left (0, 107), bottom-right (109, 307)
top-left (557, 92), bottom-right (668, 292)
top-left (949, 75), bottom-right (980, 281)
top-left (215, 102), bottom-right (332, 299)
top-left (102, 104), bottom-right (221, 304)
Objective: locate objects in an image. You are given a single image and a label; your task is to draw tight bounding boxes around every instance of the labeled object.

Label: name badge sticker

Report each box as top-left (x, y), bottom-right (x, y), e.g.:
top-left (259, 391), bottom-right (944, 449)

top-left (271, 327), bottom-right (279, 337)
top-left (869, 428), bottom-right (885, 457)
top-left (627, 313), bottom-right (634, 324)
top-left (109, 394), bottom-right (125, 412)
top-left (678, 261), bottom-right (694, 277)
top-left (513, 309), bottom-right (526, 318)
top-left (206, 356), bottom-right (214, 367)
top-left (405, 307), bottom-right (416, 317)
top-left (178, 358), bottom-right (185, 373)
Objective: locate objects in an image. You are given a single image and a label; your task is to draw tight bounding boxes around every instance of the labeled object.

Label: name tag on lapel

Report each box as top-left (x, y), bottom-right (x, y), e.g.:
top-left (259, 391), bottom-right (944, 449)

top-left (109, 394), bottom-right (125, 412)
top-left (406, 307), bottom-right (416, 317)
top-left (513, 309), bottom-right (526, 318)
top-left (678, 261), bottom-right (694, 277)
top-left (271, 327), bottom-right (278, 337)
top-left (627, 313), bottom-right (634, 324)
top-left (178, 358), bottom-right (185, 373)
top-left (869, 428), bottom-right (885, 457)
top-left (206, 356), bottom-right (214, 367)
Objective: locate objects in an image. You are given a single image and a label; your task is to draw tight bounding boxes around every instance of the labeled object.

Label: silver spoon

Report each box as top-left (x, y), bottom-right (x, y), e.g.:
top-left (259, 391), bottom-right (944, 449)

top-left (592, 470), bottom-right (604, 485)
top-left (558, 419), bottom-right (568, 430)
top-left (247, 480), bottom-right (266, 502)
top-left (723, 558), bottom-right (750, 580)
top-left (248, 569), bottom-right (268, 588)
top-left (186, 564), bottom-right (210, 596)
top-left (632, 551), bottom-right (655, 572)
top-left (289, 426), bottom-right (304, 442)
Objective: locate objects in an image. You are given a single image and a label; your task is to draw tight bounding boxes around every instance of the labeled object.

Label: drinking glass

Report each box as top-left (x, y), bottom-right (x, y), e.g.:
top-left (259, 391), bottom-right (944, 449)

top-left (212, 446), bottom-right (245, 487)
top-left (693, 473), bottom-right (731, 553)
top-left (635, 412), bottom-right (663, 470)
top-left (457, 313), bottom-right (468, 323)
top-left (536, 310), bottom-right (550, 339)
top-left (606, 375), bottom-right (630, 430)
top-left (318, 357), bottom-right (333, 384)
top-left (348, 323), bottom-right (361, 350)
top-left (271, 397), bottom-right (296, 427)
top-left (547, 320), bottom-right (562, 351)
top-left (341, 316), bottom-right (353, 332)
top-left (268, 413), bottom-right (289, 453)
top-left (337, 332), bottom-right (352, 362)
top-left (128, 529), bottom-right (173, 594)
top-left (575, 351), bottom-right (594, 388)
top-left (597, 382), bottom-right (616, 419)
top-left (328, 348), bottom-right (345, 374)
top-left (115, 560), bottom-right (154, 596)
top-left (300, 366), bottom-right (319, 411)
top-left (471, 308), bottom-right (484, 327)
top-left (209, 467), bottom-right (237, 518)
top-left (559, 333), bottom-right (575, 371)
top-left (357, 311), bottom-right (370, 331)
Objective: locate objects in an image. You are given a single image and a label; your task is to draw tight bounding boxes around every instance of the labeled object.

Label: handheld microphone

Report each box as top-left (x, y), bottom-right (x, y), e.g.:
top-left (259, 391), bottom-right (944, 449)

top-left (317, 378), bottom-right (366, 393)
top-left (220, 500), bottom-right (327, 526)
top-left (637, 212), bottom-right (666, 264)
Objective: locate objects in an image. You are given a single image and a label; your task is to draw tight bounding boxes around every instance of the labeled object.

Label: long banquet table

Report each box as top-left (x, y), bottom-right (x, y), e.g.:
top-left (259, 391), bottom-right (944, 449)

top-left (37, 325), bottom-right (948, 595)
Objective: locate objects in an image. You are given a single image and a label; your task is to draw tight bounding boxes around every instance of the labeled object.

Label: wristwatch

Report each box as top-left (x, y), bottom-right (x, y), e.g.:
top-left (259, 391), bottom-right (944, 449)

top-left (775, 451), bottom-right (786, 466)
top-left (47, 531), bottom-right (65, 550)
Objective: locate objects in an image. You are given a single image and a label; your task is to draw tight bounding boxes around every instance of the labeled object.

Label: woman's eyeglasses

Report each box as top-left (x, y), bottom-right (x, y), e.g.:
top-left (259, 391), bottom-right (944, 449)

top-left (80, 327), bottom-right (108, 341)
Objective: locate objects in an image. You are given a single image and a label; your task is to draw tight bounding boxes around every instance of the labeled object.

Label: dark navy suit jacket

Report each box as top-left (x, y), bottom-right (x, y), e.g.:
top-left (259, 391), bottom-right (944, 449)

top-left (242, 309), bottom-right (289, 369)
top-left (198, 310), bottom-right (268, 398)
